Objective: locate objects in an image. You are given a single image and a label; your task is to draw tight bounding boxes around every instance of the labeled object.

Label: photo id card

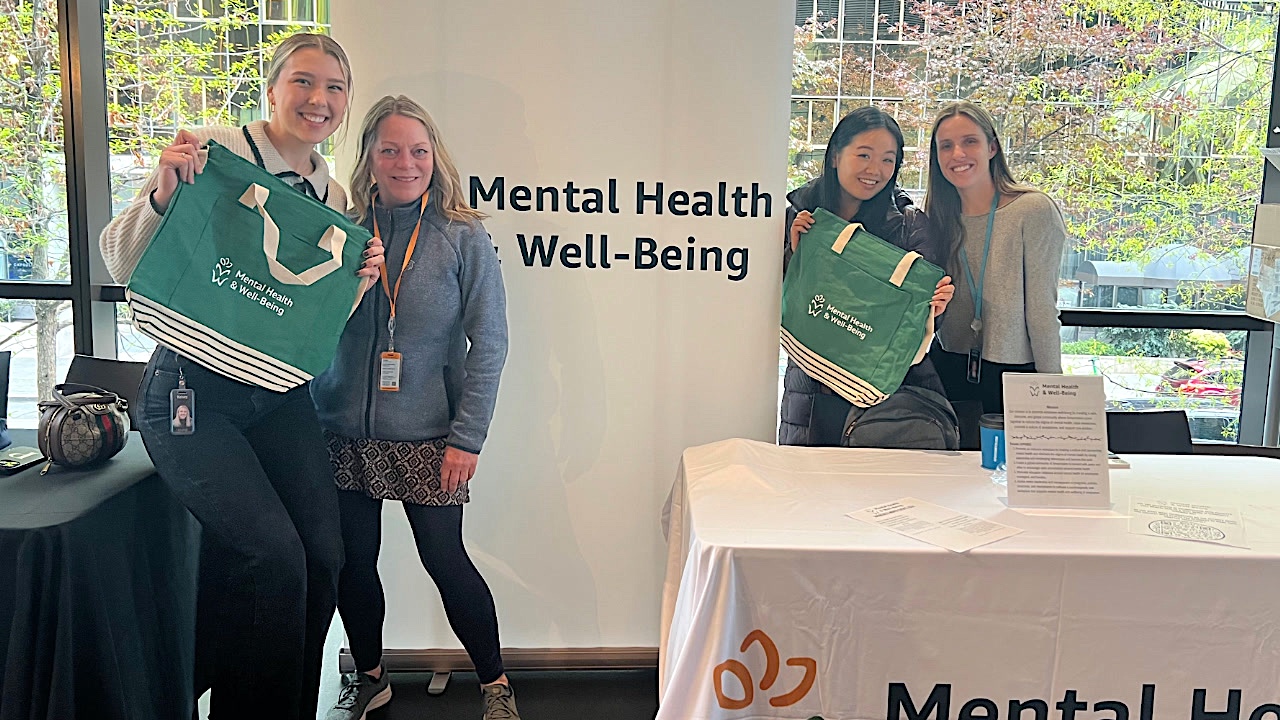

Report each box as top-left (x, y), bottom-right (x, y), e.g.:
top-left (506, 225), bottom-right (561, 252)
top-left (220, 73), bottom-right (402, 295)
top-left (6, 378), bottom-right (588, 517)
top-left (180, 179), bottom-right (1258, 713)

top-left (379, 352), bottom-right (402, 392)
top-left (967, 347), bottom-right (982, 384)
top-left (170, 387), bottom-right (195, 435)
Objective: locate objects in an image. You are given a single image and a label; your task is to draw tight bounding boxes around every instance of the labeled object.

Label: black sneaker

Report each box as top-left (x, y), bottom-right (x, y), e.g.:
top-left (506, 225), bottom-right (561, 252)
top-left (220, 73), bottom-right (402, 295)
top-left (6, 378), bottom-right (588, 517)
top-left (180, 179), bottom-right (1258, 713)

top-left (481, 682), bottom-right (521, 720)
top-left (325, 667), bottom-right (392, 720)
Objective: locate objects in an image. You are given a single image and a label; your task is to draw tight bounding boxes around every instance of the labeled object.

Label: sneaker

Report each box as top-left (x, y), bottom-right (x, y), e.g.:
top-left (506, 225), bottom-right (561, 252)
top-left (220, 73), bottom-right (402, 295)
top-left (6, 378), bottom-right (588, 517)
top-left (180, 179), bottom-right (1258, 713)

top-left (481, 682), bottom-right (521, 720)
top-left (325, 667), bottom-right (392, 720)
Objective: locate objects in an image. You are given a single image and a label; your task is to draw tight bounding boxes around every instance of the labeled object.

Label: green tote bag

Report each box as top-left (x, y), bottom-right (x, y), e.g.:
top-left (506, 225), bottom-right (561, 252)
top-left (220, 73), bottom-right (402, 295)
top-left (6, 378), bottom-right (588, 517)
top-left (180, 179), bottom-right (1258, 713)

top-left (127, 140), bottom-right (370, 392)
top-left (781, 208), bottom-right (945, 407)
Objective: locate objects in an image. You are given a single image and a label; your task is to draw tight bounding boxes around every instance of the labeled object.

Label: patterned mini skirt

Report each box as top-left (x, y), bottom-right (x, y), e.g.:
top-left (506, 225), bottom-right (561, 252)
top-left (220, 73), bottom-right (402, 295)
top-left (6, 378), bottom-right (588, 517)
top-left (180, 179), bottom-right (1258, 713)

top-left (325, 432), bottom-right (468, 506)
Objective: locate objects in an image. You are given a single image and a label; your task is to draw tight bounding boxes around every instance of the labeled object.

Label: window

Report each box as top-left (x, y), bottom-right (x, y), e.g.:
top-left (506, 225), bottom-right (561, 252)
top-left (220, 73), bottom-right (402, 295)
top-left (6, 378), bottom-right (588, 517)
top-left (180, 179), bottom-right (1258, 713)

top-left (0, 0), bottom-right (71, 283)
top-left (791, 0), bottom-right (1279, 313)
top-left (1062, 327), bottom-right (1246, 442)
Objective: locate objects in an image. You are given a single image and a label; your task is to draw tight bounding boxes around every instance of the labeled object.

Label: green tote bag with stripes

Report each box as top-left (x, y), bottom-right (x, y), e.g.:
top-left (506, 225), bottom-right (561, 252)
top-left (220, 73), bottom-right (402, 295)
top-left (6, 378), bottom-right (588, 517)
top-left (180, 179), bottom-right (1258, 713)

top-left (781, 208), bottom-right (945, 407)
top-left (127, 141), bottom-right (369, 392)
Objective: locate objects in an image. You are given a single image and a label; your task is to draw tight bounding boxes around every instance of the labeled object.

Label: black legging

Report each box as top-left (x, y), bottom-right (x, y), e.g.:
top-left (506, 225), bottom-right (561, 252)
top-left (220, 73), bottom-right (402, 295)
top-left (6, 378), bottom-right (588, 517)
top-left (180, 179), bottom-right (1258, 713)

top-left (336, 489), bottom-right (505, 683)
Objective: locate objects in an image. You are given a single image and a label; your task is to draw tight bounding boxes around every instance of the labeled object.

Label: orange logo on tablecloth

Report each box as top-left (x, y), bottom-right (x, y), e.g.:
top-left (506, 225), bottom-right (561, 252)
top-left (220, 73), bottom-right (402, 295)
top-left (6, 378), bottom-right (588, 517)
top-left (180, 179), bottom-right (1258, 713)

top-left (713, 629), bottom-right (817, 710)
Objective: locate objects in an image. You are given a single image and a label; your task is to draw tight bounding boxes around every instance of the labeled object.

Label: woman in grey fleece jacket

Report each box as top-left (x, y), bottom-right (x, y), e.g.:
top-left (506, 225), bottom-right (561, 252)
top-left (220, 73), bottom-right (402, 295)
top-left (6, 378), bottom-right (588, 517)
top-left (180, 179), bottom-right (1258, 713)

top-left (310, 96), bottom-right (519, 720)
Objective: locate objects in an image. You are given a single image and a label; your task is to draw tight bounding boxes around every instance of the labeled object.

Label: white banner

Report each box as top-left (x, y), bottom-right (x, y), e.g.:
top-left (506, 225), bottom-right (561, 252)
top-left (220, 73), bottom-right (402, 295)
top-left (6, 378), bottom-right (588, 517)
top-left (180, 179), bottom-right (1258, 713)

top-left (333, 1), bottom-right (792, 650)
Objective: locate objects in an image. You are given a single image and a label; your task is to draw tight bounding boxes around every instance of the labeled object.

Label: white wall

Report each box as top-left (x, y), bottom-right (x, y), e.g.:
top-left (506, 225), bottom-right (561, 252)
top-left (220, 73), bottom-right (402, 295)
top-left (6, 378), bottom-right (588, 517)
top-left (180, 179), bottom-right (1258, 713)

top-left (331, 0), bottom-right (792, 651)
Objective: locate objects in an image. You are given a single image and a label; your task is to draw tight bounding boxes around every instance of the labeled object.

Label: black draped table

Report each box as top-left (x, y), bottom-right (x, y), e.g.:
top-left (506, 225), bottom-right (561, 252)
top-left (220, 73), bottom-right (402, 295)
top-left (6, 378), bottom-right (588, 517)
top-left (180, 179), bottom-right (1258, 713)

top-left (0, 430), bottom-right (197, 720)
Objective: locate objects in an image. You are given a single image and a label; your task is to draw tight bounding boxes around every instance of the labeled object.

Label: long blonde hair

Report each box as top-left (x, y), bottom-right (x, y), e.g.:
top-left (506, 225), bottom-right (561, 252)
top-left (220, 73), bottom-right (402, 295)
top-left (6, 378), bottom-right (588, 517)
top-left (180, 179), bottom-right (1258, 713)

top-left (264, 33), bottom-right (353, 137)
top-left (348, 95), bottom-right (485, 225)
top-left (924, 101), bottom-right (1036, 264)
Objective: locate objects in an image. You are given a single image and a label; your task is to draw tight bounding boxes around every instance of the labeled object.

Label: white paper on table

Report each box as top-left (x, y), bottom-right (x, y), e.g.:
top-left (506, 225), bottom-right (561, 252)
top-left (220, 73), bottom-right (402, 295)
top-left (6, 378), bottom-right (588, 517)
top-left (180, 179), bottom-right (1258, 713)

top-left (1002, 374), bottom-right (1111, 509)
top-left (1128, 497), bottom-right (1249, 549)
top-left (848, 497), bottom-right (1023, 553)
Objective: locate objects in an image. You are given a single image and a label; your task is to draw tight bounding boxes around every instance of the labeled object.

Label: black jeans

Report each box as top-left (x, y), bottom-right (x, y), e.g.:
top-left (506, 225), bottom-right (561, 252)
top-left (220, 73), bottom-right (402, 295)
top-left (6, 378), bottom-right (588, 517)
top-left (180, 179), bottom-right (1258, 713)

top-left (137, 347), bottom-right (342, 720)
top-left (337, 489), bottom-right (505, 684)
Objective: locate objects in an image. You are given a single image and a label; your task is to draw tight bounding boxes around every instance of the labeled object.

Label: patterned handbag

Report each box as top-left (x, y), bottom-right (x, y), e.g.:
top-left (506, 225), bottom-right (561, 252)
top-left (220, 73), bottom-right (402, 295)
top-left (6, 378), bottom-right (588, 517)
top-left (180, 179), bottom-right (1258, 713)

top-left (37, 383), bottom-right (130, 470)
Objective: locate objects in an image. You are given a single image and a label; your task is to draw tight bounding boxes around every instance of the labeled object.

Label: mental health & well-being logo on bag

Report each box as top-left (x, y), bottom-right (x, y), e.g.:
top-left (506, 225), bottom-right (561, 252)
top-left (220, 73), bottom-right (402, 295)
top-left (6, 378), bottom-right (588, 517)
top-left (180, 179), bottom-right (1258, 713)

top-left (212, 257), bottom-right (233, 286)
top-left (713, 629), bottom-right (818, 716)
top-left (209, 256), bottom-right (295, 318)
top-left (807, 294), bottom-right (873, 340)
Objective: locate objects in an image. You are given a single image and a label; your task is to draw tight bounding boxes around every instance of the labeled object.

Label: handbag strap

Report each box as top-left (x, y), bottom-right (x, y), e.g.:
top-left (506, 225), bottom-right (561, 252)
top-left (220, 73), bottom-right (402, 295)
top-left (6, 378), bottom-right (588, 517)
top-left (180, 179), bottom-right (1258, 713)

top-left (238, 184), bottom-right (348, 286)
top-left (45, 383), bottom-right (120, 410)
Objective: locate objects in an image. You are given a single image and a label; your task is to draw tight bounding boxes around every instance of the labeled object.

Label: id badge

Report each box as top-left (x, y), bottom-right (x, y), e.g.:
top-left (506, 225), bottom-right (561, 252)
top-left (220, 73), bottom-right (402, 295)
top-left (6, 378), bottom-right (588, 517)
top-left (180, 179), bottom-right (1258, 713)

top-left (170, 387), bottom-right (196, 435)
top-left (379, 352), bottom-right (402, 392)
top-left (966, 347), bottom-right (982, 385)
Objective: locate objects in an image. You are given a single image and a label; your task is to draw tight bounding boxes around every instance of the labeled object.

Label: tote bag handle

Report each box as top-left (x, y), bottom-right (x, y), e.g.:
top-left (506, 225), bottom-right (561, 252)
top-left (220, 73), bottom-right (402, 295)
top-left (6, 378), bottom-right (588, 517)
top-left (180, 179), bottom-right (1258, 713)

top-left (829, 220), bottom-right (933, 364)
top-left (239, 184), bottom-right (347, 286)
top-left (830, 222), bottom-right (923, 288)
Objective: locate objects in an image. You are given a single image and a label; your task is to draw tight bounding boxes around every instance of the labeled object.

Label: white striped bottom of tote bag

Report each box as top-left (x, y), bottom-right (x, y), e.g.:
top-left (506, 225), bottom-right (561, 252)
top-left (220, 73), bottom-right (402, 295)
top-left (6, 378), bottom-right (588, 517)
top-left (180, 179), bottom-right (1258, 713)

top-left (780, 327), bottom-right (889, 408)
top-left (128, 290), bottom-right (312, 393)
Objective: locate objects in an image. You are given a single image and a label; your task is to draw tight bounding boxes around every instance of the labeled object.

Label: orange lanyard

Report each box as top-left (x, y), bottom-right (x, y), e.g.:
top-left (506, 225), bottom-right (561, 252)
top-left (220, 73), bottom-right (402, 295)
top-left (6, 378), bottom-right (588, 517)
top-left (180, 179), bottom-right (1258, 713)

top-left (371, 193), bottom-right (428, 349)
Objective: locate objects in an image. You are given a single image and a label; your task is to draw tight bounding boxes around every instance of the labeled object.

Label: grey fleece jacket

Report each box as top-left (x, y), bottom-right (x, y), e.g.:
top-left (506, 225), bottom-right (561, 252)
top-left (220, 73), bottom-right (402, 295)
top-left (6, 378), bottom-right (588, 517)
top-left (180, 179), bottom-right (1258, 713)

top-left (311, 199), bottom-right (508, 453)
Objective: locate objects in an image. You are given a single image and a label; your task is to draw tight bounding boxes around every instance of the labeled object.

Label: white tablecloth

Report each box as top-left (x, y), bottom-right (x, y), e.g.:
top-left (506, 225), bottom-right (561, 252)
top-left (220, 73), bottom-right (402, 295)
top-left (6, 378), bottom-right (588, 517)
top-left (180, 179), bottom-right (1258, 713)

top-left (659, 439), bottom-right (1280, 720)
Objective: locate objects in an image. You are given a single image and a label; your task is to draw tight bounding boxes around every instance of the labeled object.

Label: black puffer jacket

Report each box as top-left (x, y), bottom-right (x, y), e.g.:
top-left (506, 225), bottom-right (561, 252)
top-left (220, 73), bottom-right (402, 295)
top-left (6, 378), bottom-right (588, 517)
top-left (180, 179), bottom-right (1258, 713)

top-left (778, 180), bottom-right (947, 446)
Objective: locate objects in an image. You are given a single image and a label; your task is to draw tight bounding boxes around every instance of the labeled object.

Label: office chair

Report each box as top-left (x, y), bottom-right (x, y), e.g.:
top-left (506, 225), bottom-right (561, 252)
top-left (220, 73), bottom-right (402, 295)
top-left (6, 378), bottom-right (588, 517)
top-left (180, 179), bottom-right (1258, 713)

top-left (65, 354), bottom-right (147, 429)
top-left (1106, 410), bottom-right (1194, 454)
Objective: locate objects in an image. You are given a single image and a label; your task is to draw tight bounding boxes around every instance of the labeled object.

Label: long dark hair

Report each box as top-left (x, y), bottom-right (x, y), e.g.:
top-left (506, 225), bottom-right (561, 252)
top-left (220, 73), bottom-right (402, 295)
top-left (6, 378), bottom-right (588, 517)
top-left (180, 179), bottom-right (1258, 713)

top-left (924, 101), bottom-right (1036, 265)
top-left (813, 105), bottom-right (905, 237)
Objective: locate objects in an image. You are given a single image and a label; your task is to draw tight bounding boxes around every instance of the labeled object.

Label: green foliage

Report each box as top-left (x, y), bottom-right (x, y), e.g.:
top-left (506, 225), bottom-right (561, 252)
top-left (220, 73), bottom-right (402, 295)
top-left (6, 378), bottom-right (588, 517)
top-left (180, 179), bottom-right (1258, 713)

top-left (1061, 339), bottom-right (1118, 355)
top-left (103, 0), bottom-right (311, 207)
top-left (1175, 329), bottom-right (1233, 359)
top-left (1226, 330), bottom-right (1249, 354)
top-left (1098, 327), bottom-right (1235, 358)
top-left (1097, 327), bottom-right (1182, 357)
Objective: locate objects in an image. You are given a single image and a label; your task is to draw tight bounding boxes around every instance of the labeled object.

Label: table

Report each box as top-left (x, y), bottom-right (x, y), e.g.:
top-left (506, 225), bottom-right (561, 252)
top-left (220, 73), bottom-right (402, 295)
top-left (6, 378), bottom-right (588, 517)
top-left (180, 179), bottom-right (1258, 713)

top-left (659, 439), bottom-right (1280, 720)
top-left (0, 430), bottom-right (198, 720)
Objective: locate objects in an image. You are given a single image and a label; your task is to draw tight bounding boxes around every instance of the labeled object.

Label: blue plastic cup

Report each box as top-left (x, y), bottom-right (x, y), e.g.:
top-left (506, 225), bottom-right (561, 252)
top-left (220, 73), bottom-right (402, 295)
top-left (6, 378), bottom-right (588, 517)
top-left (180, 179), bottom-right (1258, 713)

top-left (979, 414), bottom-right (1005, 470)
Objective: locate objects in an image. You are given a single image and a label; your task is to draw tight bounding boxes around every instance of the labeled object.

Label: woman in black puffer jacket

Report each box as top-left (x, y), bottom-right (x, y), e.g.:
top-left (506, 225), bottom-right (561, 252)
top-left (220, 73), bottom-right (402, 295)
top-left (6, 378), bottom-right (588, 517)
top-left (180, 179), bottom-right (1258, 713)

top-left (779, 106), bottom-right (954, 446)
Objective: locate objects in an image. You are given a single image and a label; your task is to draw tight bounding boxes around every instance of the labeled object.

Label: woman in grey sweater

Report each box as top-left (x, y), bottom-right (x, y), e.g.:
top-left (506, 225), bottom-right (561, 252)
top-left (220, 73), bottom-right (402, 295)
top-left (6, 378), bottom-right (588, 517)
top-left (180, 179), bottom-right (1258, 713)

top-left (310, 95), bottom-right (518, 720)
top-left (925, 101), bottom-right (1067, 416)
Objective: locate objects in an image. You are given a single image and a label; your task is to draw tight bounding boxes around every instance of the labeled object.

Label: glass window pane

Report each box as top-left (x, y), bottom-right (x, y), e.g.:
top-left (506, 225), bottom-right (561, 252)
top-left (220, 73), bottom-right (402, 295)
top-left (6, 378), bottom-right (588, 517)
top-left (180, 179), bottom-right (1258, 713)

top-left (0, 0), bottom-right (71, 282)
top-left (1, 300), bottom-right (73, 428)
top-left (811, 100), bottom-right (837, 148)
top-left (292, 0), bottom-right (314, 22)
top-left (840, 43), bottom-right (873, 98)
top-left (843, 0), bottom-right (876, 41)
top-left (1061, 327), bottom-right (1245, 443)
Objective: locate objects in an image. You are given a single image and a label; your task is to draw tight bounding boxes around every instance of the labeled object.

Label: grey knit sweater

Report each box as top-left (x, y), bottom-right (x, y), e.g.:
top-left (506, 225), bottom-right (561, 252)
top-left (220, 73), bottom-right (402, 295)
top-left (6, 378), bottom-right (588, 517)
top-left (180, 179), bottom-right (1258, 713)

top-left (936, 191), bottom-right (1065, 373)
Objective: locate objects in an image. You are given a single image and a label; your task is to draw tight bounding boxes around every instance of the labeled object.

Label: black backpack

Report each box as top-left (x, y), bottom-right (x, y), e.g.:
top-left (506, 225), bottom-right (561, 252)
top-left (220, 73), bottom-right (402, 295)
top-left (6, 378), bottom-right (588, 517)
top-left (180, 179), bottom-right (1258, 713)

top-left (839, 385), bottom-right (959, 450)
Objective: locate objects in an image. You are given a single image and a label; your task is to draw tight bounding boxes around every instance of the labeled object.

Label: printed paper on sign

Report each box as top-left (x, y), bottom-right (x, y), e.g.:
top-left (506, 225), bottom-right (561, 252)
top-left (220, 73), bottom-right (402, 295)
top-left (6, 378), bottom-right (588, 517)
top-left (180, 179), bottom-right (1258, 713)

top-left (1003, 374), bottom-right (1111, 509)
